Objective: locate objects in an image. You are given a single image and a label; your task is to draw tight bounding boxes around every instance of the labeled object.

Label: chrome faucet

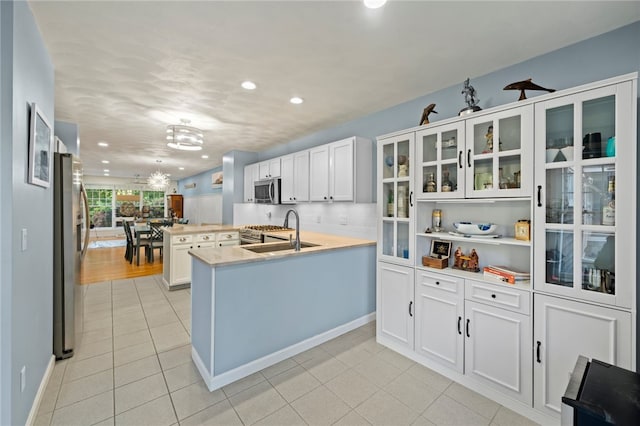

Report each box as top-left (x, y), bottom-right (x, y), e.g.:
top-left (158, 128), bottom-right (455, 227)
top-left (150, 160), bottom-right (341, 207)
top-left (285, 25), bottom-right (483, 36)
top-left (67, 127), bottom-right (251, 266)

top-left (284, 208), bottom-right (301, 251)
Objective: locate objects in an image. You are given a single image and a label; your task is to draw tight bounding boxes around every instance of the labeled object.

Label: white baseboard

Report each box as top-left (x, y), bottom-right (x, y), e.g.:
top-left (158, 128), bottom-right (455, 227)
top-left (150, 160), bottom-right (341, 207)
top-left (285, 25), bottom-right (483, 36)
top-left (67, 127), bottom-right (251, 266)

top-left (193, 312), bottom-right (375, 391)
top-left (26, 355), bottom-right (55, 426)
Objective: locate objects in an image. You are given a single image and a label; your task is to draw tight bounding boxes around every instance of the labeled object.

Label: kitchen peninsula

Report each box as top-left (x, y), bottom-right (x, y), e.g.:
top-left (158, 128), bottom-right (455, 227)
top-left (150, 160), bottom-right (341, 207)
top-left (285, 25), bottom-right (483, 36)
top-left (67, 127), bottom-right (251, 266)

top-left (188, 231), bottom-right (376, 391)
top-left (162, 224), bottom-right (240, 290)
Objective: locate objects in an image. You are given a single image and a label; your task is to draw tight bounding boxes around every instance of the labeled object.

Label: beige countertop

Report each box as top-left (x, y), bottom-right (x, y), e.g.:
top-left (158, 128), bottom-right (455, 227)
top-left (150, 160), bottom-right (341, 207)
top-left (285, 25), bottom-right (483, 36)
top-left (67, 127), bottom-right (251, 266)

top-left (163, 224), bottom-right (239, 235)
top-left (189, 231), bottom-right (375, 267)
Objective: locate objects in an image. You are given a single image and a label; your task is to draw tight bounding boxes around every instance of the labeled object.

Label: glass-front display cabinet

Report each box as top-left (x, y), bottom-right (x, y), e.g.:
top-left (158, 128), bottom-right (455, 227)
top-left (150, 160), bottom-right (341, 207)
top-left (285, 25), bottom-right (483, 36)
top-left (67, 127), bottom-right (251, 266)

top-left (378, 132), bottom-right (415, 265)
top-left (533, 81), bottom-right (635, 308)
top-left (464, 106), bottom-right (533, 198)
top-left (415, 122), bottom-right (465, 199)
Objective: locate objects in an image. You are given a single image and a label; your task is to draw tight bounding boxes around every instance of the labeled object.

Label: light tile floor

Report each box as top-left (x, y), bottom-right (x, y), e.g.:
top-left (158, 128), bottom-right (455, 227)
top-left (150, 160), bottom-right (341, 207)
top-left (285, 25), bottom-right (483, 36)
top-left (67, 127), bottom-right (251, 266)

top-left (35, 275), bottom-right (540, 426)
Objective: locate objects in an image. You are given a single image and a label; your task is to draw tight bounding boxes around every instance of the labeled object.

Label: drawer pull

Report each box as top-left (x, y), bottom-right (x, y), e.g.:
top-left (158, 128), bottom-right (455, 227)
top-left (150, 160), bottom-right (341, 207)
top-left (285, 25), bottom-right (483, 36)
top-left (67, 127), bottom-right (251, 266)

top-left (203, 236), bottom-right (210, 240)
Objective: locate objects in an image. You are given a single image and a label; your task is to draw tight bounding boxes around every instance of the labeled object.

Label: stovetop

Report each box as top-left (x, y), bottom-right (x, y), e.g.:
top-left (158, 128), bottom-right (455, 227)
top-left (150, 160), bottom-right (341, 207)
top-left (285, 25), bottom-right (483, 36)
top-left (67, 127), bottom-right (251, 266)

top-left (241, 225), bottom-right (293, 232)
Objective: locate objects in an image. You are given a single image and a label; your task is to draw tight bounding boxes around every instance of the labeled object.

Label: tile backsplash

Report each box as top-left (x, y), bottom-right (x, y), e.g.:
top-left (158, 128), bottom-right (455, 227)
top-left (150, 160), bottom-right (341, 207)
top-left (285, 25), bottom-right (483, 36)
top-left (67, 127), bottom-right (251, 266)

top-left (233, 203), bottom-right (376, 240)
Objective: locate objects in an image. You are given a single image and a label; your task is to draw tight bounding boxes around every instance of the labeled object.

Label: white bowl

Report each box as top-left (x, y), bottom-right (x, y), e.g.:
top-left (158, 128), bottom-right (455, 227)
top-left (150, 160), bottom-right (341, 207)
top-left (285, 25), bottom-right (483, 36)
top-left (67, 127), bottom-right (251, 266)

top-left (453, 222), bottom-right (497, 235)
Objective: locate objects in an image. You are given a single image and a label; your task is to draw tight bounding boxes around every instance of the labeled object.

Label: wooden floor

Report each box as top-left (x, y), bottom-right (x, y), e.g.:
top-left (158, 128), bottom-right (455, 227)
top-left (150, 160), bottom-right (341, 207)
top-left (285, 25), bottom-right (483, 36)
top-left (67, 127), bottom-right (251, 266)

top-left (80, 242), bottom-right (163, 285)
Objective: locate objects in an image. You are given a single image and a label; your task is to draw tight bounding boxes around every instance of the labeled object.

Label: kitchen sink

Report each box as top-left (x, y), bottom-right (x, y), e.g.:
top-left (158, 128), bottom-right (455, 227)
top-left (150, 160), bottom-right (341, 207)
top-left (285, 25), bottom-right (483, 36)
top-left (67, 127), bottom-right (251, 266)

top-left (242, 241), bottom-right (318, 253)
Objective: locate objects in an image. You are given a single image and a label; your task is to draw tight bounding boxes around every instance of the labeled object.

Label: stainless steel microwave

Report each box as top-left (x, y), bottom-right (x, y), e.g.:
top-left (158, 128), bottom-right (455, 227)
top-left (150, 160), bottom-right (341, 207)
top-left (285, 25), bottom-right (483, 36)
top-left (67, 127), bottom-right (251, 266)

top-left (254, 178), bottom-right (281, 204)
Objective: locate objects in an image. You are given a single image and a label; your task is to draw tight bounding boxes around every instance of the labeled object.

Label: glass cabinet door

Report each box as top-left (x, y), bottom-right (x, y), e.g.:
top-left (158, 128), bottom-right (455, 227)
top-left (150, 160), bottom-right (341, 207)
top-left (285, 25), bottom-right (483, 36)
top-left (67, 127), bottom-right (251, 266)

top-left (465, 106), bottom-right (533, 198)
top-left (534, 80), bottom-right (635, 308)
top-left (378, 133), bottom-right (415, 265)
top-left (415, 122), bottom-right (465, 199)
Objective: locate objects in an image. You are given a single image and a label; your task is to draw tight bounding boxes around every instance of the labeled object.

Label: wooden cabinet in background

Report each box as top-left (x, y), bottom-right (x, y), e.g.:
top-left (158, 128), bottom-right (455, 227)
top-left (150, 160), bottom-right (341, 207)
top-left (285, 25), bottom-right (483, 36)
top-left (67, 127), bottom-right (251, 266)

top-left (167, 194), bottom-right (183, 218)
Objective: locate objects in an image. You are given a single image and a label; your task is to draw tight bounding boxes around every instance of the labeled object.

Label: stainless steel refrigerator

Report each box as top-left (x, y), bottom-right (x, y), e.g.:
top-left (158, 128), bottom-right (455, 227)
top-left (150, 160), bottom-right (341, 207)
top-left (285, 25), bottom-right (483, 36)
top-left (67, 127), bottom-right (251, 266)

top-left (53, 152), bottom-right (89, 359)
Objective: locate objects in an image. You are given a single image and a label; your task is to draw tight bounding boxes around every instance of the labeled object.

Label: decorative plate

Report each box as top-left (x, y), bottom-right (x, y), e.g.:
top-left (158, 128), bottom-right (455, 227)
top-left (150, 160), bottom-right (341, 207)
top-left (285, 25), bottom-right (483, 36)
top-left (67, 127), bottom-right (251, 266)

top-left (453, 222), bottom-right (497, 235)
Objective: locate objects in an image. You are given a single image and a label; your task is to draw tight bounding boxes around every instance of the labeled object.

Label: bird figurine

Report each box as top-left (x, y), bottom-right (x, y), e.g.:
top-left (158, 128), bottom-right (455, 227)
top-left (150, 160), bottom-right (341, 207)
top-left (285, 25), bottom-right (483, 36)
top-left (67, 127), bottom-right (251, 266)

top-left (504, 78), bottom-right (555, 101)
top-left (419, 103), bottom-right (438, 125)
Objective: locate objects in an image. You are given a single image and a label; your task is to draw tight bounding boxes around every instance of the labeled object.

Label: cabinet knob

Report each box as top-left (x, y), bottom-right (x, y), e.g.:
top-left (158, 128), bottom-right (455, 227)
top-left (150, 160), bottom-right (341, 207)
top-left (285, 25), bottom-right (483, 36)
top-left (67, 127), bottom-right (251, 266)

top-left (491, 294), bottom-right (496, 298)
top-left (330, 196), bottom-right (333, 200)
top-left (435, 281), bottom-right (440, 285)
top-left (324, 196), bottom-right (327, 200)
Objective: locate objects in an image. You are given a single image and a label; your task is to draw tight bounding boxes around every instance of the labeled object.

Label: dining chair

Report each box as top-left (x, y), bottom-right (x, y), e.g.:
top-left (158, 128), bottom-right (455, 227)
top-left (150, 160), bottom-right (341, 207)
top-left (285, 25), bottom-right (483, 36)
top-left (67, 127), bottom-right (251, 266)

top-left (123, 221), bottom-right (136, 263)
top-left (148, 222), bottom-right (164, 262)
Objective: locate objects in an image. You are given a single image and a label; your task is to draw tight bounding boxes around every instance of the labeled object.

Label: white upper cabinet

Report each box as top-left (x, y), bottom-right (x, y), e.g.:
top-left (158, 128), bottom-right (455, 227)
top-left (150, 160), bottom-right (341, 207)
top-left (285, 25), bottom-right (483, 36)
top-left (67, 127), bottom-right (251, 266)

top-left (415, 122), bottom-right (466, 199)
top-left (281, 151), bottom-right (310, 204)
top-left (533, 79), bottom-right (636, 308)
top-left (464, 105), bottom-right (533, 198)
top-left (309, 136), bottom-right (372, 202)
top-left (258, 157), bottom-right (281, 179)
top-left (243, 163), bottom-right (258, 202)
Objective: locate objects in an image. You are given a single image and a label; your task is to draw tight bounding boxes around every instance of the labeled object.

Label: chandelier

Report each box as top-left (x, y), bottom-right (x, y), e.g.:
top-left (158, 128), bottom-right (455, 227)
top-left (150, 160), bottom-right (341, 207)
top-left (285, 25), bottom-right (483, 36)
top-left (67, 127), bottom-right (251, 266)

top-left (166, 119), bottom-right (204, 151)
top-left (147, 170), bottom-right (169, 190)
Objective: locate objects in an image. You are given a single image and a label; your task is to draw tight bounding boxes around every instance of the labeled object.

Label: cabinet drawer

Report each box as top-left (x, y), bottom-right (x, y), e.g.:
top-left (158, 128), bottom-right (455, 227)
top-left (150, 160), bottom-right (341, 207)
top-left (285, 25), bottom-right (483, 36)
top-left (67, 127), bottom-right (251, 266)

top-left (172, 234), bottom-right (193, 244)
top-left (416, 270), bottom-right (463, 297)
top-left (465, 280), bottom-right (530, 315)
top-left (216, 231), bottom-right (239, 242)
top-left (196, 233), bottom-right (216, 243)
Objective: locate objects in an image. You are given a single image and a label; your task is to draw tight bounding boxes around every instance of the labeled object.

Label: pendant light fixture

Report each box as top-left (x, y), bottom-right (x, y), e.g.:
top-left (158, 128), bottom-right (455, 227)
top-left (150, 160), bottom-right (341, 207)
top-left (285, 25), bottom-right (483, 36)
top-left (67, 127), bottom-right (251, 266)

top-left (166, 119), bottom-right (204, 151)
top-left (147, 171), bottom-right (170, 190)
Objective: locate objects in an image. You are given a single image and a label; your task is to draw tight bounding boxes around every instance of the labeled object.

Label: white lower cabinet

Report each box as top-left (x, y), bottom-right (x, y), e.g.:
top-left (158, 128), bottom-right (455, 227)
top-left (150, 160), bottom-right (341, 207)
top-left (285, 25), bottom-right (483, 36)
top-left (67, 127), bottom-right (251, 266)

top-left (414, 270), bottom-right (464, 372)
top-left (171, 236), bottom-right (193, 286)
top-left (376, 262), bottom-right (414, 351)
top-left (465, 300), bottom-right (531, 404)
top-left (414, 270), bottom-right (532, 403)
top-left (533, 293), bottom-right (632, 418)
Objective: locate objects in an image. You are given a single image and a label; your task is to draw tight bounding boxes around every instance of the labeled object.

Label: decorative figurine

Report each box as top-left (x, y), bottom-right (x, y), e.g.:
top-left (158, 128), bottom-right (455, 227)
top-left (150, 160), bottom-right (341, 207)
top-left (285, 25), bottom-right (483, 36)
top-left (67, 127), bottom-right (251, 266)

top-left (453, 247), bottom-right (480, 272)
top-left (459, 78), bottom-right (481, 116)
top-left (503, 78), bottom-right (555, 100)
top-left (484, 125), bottom-right (494, 153)
top-left (419, 103), bottom-right (438, 125)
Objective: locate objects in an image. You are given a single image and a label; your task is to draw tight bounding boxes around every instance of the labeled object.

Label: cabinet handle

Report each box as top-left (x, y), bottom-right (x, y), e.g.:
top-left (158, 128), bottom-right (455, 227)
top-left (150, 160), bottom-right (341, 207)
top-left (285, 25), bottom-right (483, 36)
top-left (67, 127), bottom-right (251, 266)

top-left (491, 294), bottom-right (496, 299)
top-left (458, 150), bottom-right (463, 169)
top-left (467, 149), bottom-right (471, 168)
top-left (457, 316), bottom-right (462, 335)
top-left (409, 191), bottom-right (413, 207)
top-left (536, 341), bottom-right (542, 363)
top-left (537, 185), bottom-right (542, 207)
top-left (408, 301), bottom-right (413, 317)
top-left (466, 319), bottom-right (470, 337)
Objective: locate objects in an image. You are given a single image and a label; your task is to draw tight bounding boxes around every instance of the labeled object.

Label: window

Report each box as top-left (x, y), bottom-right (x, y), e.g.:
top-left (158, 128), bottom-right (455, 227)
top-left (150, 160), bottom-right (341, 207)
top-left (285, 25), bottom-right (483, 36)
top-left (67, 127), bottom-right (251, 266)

top-left (85, 188), bottom-right (113, 228)
top-left (115, 189), bottom-right (141, 225)
top-left (142, 191), bottom-right (165, 218)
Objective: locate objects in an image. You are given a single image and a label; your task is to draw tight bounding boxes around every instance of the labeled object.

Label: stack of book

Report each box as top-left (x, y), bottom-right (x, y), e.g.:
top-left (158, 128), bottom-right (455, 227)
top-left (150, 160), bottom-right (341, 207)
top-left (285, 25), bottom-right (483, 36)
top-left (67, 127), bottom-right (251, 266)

top-left (483, 265), bottom-right (530, 284)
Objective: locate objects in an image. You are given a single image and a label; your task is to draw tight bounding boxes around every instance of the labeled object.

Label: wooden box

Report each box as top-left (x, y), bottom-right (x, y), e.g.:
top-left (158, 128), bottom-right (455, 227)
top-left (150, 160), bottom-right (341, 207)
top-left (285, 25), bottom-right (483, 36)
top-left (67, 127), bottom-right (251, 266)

top-left (422, 240), bottom-right (452, 269)
top-left (422, 255), bottom-right (448, 269)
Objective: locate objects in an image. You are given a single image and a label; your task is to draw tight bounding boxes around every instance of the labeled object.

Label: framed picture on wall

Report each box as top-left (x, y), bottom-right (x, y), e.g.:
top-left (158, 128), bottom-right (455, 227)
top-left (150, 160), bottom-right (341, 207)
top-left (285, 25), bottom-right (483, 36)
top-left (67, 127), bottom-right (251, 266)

top-left (28, 103), bottom-right (53, 188)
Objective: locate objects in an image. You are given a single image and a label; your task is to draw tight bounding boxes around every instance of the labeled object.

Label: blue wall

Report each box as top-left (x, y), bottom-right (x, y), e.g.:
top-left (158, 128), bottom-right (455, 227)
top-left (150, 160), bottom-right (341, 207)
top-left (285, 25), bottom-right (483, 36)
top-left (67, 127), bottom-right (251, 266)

top-left (0, 1), bottom-right (56, 424)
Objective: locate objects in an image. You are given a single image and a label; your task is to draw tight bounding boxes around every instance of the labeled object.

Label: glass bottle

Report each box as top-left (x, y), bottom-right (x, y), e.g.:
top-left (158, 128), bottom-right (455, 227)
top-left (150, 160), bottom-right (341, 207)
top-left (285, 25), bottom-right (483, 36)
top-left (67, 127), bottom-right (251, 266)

top-left (602, 175), bottom-right (615, 225)
top-left (442, 169), bottom-right (452, 192)
top-left (425, 173), bottom-right (436, 192)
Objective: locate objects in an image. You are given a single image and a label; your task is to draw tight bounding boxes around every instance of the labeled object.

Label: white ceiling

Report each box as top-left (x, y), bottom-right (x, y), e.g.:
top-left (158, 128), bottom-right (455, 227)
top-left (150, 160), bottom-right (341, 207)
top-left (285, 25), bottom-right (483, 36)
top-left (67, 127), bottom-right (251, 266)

top-left (28, 1), bottom-right (640, 181)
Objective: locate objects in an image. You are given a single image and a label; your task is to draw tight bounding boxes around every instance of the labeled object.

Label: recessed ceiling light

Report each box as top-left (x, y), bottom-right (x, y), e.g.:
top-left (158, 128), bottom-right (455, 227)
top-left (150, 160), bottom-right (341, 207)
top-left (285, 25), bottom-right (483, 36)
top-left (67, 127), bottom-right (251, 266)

top-left (166, 173), bottom-right (171, 177)
top-left (103, 169), bottom-right (109, 173)
top-left (98, 142), bottom-right (109, 147)
top-left (290, 97), bottom-right (304, 104)
top-left (241, 81), bottom-right (257, 90)
top-left (201, 155), bottom-right (209, 159)
top-left (104, 173), bottom-right (109, 176)
top-left (101, 160), bottom-right (109, 164)
top-left (364, 0), bottom-right (387, 9)
top-left (179, 167), bottom-right (185, 170)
